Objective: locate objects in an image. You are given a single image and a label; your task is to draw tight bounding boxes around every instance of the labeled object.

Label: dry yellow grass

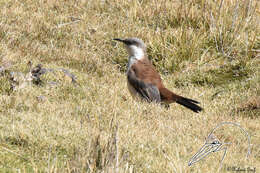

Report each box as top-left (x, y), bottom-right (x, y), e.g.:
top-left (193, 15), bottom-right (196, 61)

top-left (0, 0), bottom-right (259, 172)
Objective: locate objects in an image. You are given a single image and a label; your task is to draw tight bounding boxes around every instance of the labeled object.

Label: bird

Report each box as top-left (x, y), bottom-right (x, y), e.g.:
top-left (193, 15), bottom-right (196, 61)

top-left (113, 37), bottom-right (203, 113)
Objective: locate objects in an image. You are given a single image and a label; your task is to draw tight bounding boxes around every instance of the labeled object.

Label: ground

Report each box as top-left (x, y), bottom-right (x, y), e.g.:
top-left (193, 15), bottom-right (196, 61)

top-left (0, 0), bottom-right (259, 172)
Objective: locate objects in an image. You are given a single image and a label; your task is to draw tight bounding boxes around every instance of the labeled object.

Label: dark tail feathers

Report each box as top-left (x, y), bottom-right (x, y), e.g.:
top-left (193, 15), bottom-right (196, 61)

top-left (176, 97), bottom-right (203, 113)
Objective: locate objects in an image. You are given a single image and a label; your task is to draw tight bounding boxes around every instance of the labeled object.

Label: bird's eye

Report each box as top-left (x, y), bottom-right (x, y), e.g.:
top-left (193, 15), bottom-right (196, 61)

top-left (131, 41), bottom-right (136, 45)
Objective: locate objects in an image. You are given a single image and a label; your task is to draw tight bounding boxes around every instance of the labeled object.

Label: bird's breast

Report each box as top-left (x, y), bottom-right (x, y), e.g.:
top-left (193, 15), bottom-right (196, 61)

top-left (127, 56), bottom-right (137, 73)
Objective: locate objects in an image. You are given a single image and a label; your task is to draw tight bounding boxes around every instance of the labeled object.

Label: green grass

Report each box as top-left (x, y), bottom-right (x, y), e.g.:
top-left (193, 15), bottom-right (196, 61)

top-left (0, 0), bottom-right (259, 172)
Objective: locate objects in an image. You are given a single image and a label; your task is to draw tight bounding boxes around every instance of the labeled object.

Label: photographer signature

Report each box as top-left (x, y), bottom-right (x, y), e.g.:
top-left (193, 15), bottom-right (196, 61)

top-left (188, 122), bottom-right (251, 169)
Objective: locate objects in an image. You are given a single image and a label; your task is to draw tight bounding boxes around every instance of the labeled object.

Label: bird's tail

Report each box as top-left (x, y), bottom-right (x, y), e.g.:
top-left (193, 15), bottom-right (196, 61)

top-left (160, 87), bottom-right (203, 113)
top-left (176, 97), bottom-right (202, 113)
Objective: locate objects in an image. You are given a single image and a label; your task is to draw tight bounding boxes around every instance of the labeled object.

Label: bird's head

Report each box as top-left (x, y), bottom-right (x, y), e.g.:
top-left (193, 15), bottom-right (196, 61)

top-left (113, 38), bottom-right (146, 60)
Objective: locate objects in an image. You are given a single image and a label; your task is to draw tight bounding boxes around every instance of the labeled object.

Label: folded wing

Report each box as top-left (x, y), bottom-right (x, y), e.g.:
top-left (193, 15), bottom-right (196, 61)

top-left (127, 68), bottom-right (161, 103)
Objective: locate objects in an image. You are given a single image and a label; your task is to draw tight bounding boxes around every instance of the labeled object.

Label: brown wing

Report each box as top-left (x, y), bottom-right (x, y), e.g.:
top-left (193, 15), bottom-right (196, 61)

top-left (127, 64), bottom-right (161, 103)
top-left (131, 58), bottom-right (164, 88)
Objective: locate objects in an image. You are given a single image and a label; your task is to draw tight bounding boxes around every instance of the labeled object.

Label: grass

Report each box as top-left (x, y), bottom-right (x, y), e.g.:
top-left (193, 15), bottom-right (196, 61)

top-left (0, 0), bottom-right (260, 172)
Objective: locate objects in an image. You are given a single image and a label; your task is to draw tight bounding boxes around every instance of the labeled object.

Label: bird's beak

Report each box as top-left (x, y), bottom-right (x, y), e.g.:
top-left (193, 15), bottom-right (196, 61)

top-left (113, 38), bottom-right (124, 42)
top-left (188, 142), bottom-right (221, 166)
top-left (113, 38), bottom-right (130, 45)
